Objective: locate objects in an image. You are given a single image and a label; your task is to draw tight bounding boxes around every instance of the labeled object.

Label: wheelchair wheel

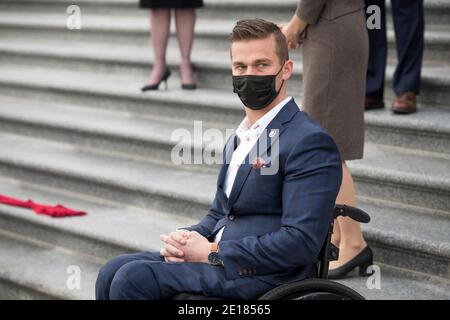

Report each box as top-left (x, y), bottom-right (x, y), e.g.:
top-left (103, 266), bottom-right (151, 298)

top-left (257, 279), bottom-right (365, 300)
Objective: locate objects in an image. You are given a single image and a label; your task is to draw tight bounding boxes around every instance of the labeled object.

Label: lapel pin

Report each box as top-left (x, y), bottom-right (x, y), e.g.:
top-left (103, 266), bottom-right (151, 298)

top-left (269, 129), bottom-right (277, 138)
top-left (251, 157), bottom-right (267, 169)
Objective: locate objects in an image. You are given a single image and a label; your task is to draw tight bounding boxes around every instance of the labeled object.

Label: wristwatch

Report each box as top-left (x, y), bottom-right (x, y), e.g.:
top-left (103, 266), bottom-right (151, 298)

top-left (208, 242), bottom-right (224, 266)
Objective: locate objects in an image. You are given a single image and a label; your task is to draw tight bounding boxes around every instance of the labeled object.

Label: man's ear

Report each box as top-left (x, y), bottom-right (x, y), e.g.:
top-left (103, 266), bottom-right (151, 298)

top-left (282, 59), bottom-right (294, 80)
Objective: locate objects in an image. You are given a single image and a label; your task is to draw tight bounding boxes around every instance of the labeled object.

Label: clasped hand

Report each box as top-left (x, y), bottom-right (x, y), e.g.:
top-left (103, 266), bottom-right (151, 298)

top-left (159, 230), bottom-right (211, 264)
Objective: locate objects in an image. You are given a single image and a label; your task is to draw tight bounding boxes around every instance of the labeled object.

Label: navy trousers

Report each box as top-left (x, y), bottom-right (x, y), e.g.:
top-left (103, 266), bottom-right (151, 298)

top-left (365, 0), bottom-right (424, 99)
top-left (95, 251), bottom-right (275, 300)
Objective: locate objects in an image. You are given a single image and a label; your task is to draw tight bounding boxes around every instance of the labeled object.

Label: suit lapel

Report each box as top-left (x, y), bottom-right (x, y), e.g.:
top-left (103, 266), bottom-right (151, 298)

top-left (227, 99), bottom-right (299, 208)
top-left (217, 133), bottom-right (239, 189)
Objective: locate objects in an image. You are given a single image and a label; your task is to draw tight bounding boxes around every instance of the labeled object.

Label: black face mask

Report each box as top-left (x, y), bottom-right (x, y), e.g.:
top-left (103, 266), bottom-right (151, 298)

top-left (232, 63), bottom-right (285, 110)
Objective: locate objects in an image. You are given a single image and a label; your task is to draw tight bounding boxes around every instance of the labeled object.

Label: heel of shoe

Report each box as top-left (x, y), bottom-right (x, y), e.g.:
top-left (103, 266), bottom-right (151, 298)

top-left (141, 68), bottom-right (171, 92)
top-left (181, 83), bottom-right (197, 90)
top-left (163, 68), bottom-right (171, 90)
top-left (359, 261), bottom-right (373, 277)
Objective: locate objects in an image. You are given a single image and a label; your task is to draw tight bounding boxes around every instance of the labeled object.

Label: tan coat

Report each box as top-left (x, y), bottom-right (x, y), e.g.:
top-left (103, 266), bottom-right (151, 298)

top-left (296, 0), bottom-right (368, 160)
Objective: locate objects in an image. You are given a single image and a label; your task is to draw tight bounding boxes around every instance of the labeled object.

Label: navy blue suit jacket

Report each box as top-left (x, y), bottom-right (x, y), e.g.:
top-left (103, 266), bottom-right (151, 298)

top-left (184, 99), bottom-right (342, 286)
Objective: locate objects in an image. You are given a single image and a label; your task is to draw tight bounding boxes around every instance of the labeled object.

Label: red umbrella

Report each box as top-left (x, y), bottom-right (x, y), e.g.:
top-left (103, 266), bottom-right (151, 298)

top-left (0, 194), bottom-right (87, 218)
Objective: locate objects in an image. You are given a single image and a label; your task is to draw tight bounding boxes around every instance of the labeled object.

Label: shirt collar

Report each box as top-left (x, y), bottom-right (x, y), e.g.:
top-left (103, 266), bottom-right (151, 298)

top-left (235, 96), bottom-right (292, 140)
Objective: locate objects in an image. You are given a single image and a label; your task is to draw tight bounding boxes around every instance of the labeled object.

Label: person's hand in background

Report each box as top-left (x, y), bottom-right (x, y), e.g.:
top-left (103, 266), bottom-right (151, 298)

top-left (280, 15), bottom-right (308, 50)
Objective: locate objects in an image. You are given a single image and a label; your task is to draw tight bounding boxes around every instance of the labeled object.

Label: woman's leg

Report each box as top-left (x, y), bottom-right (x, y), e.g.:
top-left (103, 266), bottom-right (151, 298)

top-left (147, 9), bottom-right (171, 85)
top-left (174, 8), bottom-right (196, 85)
top-left (331, 213), bottom-right (341, 246)
top-left (330, 161), bottom-right (367, 269)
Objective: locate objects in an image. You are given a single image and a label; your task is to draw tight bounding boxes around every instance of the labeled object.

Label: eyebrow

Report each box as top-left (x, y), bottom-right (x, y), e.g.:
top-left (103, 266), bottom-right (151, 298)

top-left (254, 59), bottom-right (272, 65)
top-left (233, 59), bottom-right (272, 66)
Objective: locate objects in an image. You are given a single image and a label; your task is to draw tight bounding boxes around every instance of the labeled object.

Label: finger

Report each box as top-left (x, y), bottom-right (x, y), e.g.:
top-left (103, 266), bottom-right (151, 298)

top-left (170, 231), bottom-right (186, 241)
top-left (163, 236), bottom-right (185, 250)
top-left (165, 256), bottom-right (185, 263)
top-left (171, 232), bottom-right (188, 244)
top-left (176, 229), bottom-right (191, 238)
top-left (161, 234), bottom-right (183, 247)
top-left (160, 248), bottom-right (169, 257)
top-left (165, 243), bottom-right (184, 257)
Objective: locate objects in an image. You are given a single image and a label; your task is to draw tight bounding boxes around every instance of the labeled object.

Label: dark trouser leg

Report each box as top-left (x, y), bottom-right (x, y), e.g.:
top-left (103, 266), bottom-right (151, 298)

top-left (365, 0), bottom-right (387, 99)
top-left (391, 0), bottom-right (424, 95)
top-left (95, 251), bottom-right (163, 300)
top-left (108, 260), bottom-right (275, 300)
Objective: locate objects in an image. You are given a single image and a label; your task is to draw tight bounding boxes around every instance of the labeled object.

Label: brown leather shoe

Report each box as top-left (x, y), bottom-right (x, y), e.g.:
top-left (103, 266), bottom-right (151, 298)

top-left (392, 92), bottom-right (417, 114)
top-left (365, 97), bottom-right (385, 110)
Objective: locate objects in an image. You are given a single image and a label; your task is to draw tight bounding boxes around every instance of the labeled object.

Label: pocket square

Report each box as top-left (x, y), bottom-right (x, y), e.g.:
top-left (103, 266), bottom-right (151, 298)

top-left (251, 157), bottom-right (271, 169)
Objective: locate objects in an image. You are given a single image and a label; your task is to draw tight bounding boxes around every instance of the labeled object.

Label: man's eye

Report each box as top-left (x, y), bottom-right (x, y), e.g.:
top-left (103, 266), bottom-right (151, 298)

top-left (258, 64), bottom-right (268, 68)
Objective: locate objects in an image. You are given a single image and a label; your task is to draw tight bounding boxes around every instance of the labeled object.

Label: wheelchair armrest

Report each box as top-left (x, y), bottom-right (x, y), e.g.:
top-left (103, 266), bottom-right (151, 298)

top-left (334, 204), bottom-right (371, 223)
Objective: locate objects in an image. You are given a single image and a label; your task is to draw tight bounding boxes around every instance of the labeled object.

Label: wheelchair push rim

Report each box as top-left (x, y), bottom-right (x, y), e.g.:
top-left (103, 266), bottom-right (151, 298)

top-left (258, 279), bottom-right (366, 300)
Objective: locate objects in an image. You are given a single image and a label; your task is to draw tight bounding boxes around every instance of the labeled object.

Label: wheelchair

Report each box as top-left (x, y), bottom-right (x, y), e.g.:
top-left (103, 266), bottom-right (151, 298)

top-left (173, 204), bottom-right (371, 300)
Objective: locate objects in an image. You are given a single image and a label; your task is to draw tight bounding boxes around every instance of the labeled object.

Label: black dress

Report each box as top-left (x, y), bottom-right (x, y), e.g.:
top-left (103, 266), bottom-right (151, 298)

top-left (139, 0), bottom-right (204, 9)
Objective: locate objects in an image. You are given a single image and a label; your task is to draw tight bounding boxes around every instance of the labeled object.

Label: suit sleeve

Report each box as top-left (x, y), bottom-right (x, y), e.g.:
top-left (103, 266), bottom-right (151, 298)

top-left (218, 131), bottom-right (342, 280)
top-left (178, 192), bottom-right (225, 238)
top-left (296, 0), bottom-right (328, 25)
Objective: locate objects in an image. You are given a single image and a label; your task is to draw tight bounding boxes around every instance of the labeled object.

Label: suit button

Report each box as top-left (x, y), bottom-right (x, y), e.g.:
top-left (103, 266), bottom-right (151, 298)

top-left (228, 214), bottom-right (235, 221)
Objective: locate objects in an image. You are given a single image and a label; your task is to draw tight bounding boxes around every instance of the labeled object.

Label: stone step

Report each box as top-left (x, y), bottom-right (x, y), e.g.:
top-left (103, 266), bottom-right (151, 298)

top-left (1, 231), bottom-right (449, 301)
top-left (364, 106), bottom-right (450, 155)
top-left (0, 36), bottom-right (307, 93)
top-left (0, 228), bottom-right (101, 299)
top-left (0, 133), bottom-right (448, 278)
top-left (0, 62), bottom-right (449, 156)
top-left (349, 144), bottom-right (450, 213)
top-left (0, 0), bottom-right (448, 27)
top-left (0, 176), bottom-right (196, 261)
top-left (0, 95), bottom-right (227, 168)
top-left (0, 176), bottom-right (449, 299)
top-left (0, 89), bottom-right (449, 215)
top-left (336, 263), bottom-right (450, 300)
top-left (0, 34), bottom-right (448, 107)
top-left (357, 197), bottom-right (450, 279)
top-left (0, 132), bottom-right (216, 219)
top-left (0, 10), bottom-right (449, 63)
top-left (0, 63), bottom-right (247, 129)
top-left (0, 0), bottom-right (448, 301)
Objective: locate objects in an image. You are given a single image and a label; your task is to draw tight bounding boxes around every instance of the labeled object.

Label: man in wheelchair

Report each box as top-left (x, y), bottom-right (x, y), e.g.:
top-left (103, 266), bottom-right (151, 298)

top-left (95, 18), bottom-right (364, 300)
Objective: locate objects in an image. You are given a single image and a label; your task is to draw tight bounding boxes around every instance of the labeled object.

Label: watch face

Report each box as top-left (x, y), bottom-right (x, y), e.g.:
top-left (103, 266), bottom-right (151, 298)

top-left (208, 252), bottom-right (222, 265)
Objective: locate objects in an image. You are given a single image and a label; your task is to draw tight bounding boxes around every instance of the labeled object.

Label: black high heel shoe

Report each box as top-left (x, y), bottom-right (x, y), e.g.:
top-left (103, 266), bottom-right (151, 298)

top-left (180, 63), bottom-right (197, 90)
top-left (181, 83), bottom-right (197, 90)
top-left (141, 68), bottom-right (171, 92)
top-left (328, 246), bottom-right (374, 279)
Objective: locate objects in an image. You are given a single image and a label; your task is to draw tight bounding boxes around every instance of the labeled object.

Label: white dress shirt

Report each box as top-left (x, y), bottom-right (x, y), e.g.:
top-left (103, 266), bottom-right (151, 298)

top-left (214, 97), bottom-right (293, 243)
